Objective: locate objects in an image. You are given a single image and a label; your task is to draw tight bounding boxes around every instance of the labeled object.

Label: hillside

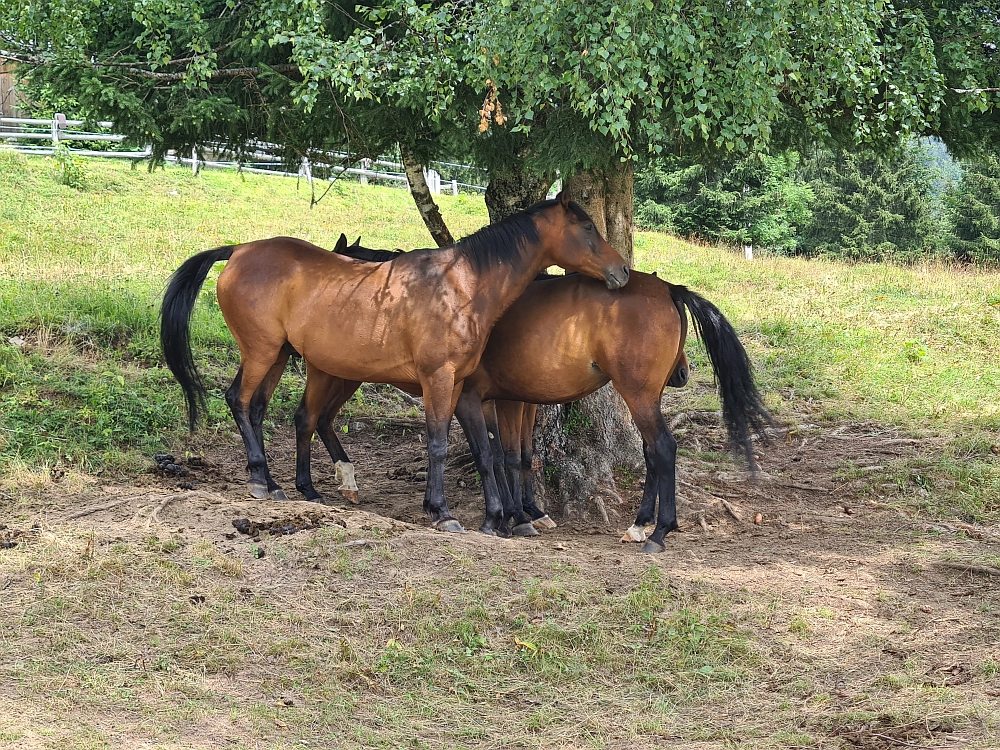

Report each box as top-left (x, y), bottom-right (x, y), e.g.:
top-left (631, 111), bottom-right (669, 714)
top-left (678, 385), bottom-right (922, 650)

top-left (0, 153), bottom-right (998, 749)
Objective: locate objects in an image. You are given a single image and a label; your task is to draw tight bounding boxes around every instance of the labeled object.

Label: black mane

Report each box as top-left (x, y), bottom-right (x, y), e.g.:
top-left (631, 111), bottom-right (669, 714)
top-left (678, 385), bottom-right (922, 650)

top-left (332, 198), bottom-right (592, 275)
top-left (455, 198), bottom-right (589, 273)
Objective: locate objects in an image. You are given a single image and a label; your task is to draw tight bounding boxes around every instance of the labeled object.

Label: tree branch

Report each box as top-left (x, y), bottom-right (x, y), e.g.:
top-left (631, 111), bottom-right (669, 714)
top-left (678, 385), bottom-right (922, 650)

top-left (950, 86), bottom-right (1000, 94)
top-left (0, 49), bottom-right (298, 81)
top-left (399, 142), bottom-right (454, 248)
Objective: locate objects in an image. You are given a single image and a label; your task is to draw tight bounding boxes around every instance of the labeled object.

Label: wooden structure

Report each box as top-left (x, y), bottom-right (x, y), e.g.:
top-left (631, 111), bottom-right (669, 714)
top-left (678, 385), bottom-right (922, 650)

top-left (0, 61), bottom-right (21, 118)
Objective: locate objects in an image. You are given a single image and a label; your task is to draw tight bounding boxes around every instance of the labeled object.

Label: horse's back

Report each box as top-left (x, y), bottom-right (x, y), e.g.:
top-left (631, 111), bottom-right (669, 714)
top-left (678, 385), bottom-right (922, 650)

top-left (477, 271), bottom-right (684, 402)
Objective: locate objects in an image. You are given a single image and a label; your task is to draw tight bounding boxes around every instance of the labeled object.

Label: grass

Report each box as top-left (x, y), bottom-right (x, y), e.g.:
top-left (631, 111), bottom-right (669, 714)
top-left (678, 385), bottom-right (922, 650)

top-left (0, 528), bottom-right (757, 748)
top-left (1, 153), bottom-right (999, 747)
top-left (1, 149), bottom-right (999, 517)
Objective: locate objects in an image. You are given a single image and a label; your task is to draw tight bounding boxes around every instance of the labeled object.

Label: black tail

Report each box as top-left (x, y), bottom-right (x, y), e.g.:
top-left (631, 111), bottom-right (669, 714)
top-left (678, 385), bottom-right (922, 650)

top-left (670, 285), bottom-right (771, 470)
top-left (160, 246), bottom-right (235, 430)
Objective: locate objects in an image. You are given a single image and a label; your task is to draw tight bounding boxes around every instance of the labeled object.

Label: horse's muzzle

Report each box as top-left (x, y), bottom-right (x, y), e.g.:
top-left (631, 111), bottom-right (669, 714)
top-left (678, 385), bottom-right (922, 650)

top-left (605, 264), bottom-right (630, 290)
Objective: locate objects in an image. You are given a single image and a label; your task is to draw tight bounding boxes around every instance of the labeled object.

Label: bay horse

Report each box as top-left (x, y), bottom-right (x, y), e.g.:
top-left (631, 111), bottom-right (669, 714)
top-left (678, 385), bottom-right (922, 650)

top-left (159, 193), bottom-right (629, 536)
top-left (300, 241), bottom-right (769, 553)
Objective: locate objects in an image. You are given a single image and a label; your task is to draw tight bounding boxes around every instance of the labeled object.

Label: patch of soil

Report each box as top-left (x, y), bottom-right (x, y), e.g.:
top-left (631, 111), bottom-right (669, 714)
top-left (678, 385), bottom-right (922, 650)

top-left (7, 400), bottom-right (1000, 748)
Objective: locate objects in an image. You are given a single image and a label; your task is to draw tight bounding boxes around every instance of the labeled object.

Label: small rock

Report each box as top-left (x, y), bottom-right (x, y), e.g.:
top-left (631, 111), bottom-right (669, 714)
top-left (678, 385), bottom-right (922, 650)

top-left (252, 546), bottom-right (265, 559)
top-left (754, 513), bottom-right (763, 525)
top-left (919, 605), bottom-right (932, 613)
top-left (7, 336), bottom-right (25, 348)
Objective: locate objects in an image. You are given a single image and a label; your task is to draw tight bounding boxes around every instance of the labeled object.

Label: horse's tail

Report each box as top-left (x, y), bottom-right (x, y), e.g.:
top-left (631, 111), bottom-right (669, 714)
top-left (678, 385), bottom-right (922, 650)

top-left (669, 285), bottom-right (771, 470)
top-left (160, 246), bottom-right (235, 430)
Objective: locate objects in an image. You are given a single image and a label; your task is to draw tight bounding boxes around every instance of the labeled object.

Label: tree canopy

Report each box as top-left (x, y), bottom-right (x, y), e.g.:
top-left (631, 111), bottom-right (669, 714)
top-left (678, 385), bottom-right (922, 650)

top-left (3, 0), bottom-right (997, 174)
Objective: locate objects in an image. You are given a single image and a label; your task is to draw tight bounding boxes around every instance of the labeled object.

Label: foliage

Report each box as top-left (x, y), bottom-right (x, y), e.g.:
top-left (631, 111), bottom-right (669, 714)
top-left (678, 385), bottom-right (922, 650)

top-left (2, 0), bottom-right (997, 178)
top-left (944, 153), bottom-right (1000, 264)
top-left (797, 145), bottom-right (938, 261)
top-left (50, 144), bottom-right (86, 188)
top-left (635, 152), bottom-right (813, 253)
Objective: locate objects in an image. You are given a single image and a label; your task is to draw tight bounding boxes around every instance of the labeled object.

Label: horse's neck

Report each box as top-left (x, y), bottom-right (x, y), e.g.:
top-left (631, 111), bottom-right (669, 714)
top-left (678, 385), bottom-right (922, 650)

top-left (463, 242), bottom-right (551, 327)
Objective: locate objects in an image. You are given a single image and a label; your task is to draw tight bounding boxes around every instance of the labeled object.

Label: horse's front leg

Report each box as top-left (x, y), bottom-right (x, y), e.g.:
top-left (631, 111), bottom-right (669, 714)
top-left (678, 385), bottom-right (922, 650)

top-left (454, 390), bottom-right (521, 537)
top-left (420, 370), bottom-right (465, 533)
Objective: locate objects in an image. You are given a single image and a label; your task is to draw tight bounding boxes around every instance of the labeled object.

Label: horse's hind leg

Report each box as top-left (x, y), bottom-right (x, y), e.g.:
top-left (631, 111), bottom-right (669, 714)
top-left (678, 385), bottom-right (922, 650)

top-left (621, 441), bottom-right (658, 543)
top-left (226, 351), bottom-right (288, 501)
top-left (620, 392), bottom-right (678, 555)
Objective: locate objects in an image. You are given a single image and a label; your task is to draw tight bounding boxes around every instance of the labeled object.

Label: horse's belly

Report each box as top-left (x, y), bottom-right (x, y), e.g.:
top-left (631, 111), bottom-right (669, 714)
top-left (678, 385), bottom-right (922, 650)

top-left (297, 339), bottom-right (420, 384)
top-left (485, 353), bottom-right (608, 404)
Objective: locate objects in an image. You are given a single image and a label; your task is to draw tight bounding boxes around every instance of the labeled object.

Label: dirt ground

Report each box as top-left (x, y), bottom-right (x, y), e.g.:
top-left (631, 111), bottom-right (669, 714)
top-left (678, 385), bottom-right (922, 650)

top-left (2, 398), bottom-right (999, 749)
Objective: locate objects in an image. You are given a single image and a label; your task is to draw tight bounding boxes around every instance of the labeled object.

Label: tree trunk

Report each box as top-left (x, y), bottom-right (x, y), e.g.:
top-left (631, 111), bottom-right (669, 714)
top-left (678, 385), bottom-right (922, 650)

top-left (484, 169), bottom-right (553, 224)
top-left (531, 158), bottom-right (643, 527)
top-left (399, 142), bottom-right (454, 248)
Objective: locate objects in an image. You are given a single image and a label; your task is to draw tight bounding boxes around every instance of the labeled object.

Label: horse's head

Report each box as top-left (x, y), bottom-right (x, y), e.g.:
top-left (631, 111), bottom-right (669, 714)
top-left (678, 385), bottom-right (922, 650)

top-left (538, 191), bottom-right (629, 290)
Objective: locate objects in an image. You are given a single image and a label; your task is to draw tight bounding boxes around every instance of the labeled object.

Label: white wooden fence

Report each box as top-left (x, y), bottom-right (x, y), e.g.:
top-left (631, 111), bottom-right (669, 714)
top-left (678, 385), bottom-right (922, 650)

top-left (1, 113), bottom-right (487, 193)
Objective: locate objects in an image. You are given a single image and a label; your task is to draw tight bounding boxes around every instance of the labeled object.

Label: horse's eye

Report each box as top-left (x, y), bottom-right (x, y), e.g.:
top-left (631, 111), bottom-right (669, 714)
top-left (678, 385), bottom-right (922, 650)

top-left (584, 223), bottom-right (594, 232)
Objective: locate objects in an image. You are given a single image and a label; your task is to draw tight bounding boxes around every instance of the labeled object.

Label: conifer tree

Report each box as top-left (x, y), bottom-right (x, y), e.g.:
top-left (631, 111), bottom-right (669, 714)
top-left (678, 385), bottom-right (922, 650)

top-left (945, 154), bottom-right (1000, 264)
top-left (798, 147), bottom-right (936, 261)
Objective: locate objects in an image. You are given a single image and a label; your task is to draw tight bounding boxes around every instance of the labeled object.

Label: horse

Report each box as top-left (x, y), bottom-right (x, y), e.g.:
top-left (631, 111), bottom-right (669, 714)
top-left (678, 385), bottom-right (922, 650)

top-left (299, 240), bottom-right (769, 553)
top-left (159, 193), bottom-right (629, 537)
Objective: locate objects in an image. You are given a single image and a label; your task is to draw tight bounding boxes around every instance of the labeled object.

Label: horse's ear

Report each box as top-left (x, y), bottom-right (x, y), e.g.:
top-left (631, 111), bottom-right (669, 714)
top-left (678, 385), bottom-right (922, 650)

top-left (652, 270), bottom-right (658, 278)
top-left (334, 234), bottom-right (347, 253)
top-left (352, 236), bottom-right (361, 247)
top-left (557, 189), bottom-right (569, 209)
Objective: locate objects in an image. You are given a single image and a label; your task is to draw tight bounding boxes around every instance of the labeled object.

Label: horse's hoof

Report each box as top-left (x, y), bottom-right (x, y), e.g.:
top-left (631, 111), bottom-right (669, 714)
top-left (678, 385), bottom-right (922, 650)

top-left (269, 489), bottom-right (289, 502)
top-left (495, 525), bottom-right (512, 539)
top-left (621, 524), bottom-right (647, 543)
top-left (340, 489), bottom-right (360, 505)
top-left (512, 522), bottom-right (540, 537)
top-left (532, 515), bottom-right (557, 530)
top-left (640, 539), bottom-right (667, 555)
top-left (433, 518), bottom-right (466, 534)
top-left (247, 483), bottom-right (269, 500)
top-left (478, 525), bottom-right (498, 537)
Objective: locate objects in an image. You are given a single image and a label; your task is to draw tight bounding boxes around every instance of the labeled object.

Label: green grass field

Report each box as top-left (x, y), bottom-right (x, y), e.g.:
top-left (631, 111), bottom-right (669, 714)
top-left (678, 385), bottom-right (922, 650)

top-left (2, 151), bottom-right (999, 749)
top-left (1, 150), bottom-right (998, 516)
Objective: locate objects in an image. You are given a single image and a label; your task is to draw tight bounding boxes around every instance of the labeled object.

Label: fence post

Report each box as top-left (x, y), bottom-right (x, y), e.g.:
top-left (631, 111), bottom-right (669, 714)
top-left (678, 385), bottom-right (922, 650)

top-left (424, 168), bottom-right (441, 195)
top-left (359, 158), bottom-right (371, 185)
top-left (300, 156), bottom-right (313, 185)
top-left (451, 179), bottom-right (459, 196)
top-left (51, 113), bottom-right (66, 145)
top-left (191, 144), bottom-right (199, 176)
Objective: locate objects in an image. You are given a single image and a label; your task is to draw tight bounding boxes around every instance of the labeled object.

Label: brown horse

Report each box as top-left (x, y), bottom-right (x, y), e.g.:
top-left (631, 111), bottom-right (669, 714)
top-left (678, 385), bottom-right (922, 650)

top-left (302, 243), bottom-right (769, 552)
top-left (160, 194), bottom-right (629, 535)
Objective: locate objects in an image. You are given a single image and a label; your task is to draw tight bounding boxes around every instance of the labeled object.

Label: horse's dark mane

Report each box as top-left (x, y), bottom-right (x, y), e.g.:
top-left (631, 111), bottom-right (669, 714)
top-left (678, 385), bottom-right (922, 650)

top-left (331, 198), bottom-right (590, 274)
top-left (455, 198), bottom-right (589, 273)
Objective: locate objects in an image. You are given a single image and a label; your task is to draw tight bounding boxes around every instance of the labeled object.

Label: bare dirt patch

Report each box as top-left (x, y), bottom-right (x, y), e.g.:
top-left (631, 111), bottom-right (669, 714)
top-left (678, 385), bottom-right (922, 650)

top-left (1, 405), bottom-right (998, 749)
